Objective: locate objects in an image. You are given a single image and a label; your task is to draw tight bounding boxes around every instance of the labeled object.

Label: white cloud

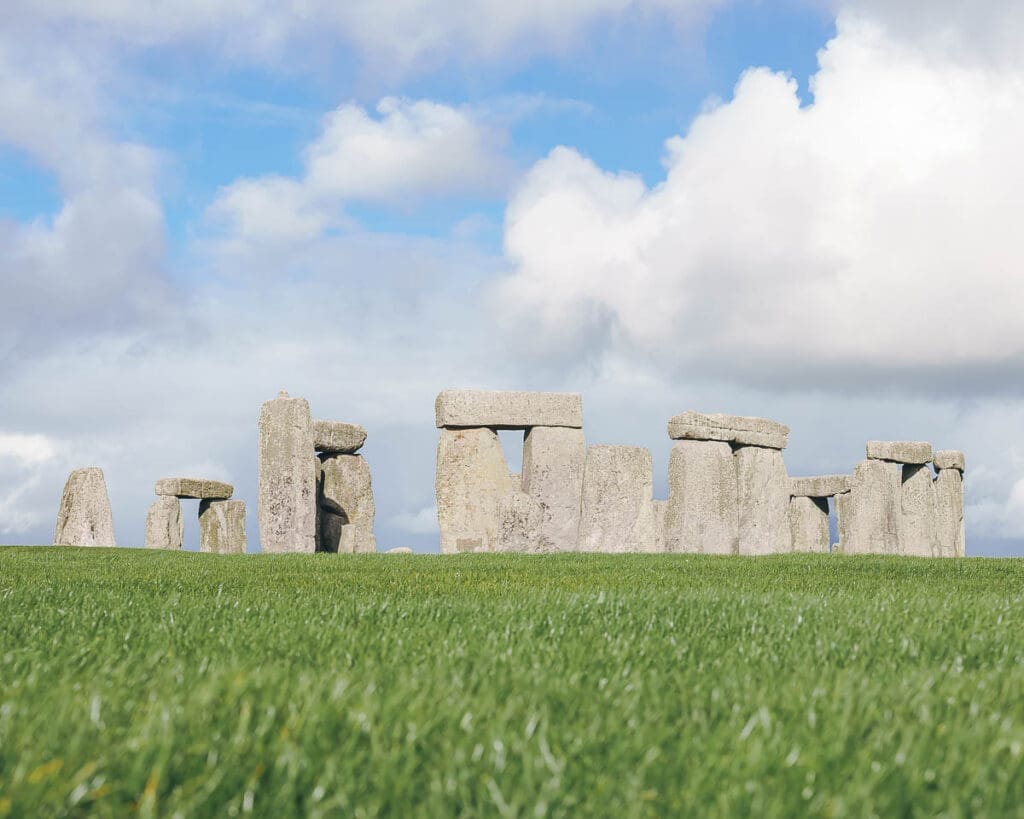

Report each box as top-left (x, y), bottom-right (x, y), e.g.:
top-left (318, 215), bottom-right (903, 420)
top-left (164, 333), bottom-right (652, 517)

top-left (391, 505), bottom-right (440, 536)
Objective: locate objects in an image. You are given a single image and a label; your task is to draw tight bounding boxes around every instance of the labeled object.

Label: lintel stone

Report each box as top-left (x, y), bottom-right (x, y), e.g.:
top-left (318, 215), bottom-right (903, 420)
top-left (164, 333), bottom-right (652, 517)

top-left (435, 389), bottom-right (582, 429)
top-left (313, 420), bottom-right (367, 454)
top-left (789, 475), bottom-right (851, 497)
top-left (933, 450), bottom-right (965, 472)
top-left (667, 411), bottom-right (789, 449)
top-left (865, 440), bottom-right (932, 465)
top-left (155, 477), bottom-right (233, 500)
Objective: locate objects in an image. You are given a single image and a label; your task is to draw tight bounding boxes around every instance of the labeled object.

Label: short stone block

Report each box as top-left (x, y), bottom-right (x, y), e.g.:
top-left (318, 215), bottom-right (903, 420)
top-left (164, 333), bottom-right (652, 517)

top-left (199, 499), bottom-right (247, 554)
top-left (435, 390), bottom-right (582, 429)
top-left (155, 477), bottom-right (234, 500)
top-left (933, 450), bottom-right (965, 472)
top-left (866, 441), bottom-right (932, 465)
top-left (667, 411), bottom-right (789, 449)
top-left (145, 496), bottom-right (183, 550)
top-left (789, 475), bottom-right (851, 497)
top-left (313, 420), bottom-right (367, 454)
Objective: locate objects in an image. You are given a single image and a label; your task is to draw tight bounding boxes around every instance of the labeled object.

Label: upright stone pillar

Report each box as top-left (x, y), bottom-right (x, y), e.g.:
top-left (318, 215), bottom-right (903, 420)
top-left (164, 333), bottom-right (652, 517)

top-left (53, 467), bottom-right (116, 548)
top-left (199, 499), bottom-right (247, 554)
top-left (145, 496), bottom-right (183, 550)
top-left (735, 446), bottom-right (792, 555)
top-left (522, 426), bottom-right (586, 551)
top-left (319, 453), bottom-right (377, 553)
top-left (577, 445), bottom-right (656, 552)
top-left (934, 450), bottom-right (966, 558)
top-left (899, 463), bottom-right (939, 556)
top-left (258, 390), bottom-right (316, 553)
top-left (837, 458), bottom-right (901, 554)
top-left (665, 440), bottom-right (738, 554)
top-left (789, 497), bottom-right (829, 553)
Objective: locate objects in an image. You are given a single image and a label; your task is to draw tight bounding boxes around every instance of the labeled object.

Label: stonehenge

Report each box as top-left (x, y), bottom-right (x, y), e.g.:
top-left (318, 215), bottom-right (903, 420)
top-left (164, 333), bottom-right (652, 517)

top-left (146, 476), bottom-right (245, 553)
top-left (54, 467), bottom-right (116, 547)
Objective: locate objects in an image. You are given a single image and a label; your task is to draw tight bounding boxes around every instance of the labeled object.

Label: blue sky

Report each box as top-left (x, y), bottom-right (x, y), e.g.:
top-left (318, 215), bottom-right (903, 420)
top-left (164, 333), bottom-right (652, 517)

top-left (2, 0), bottom-right (1024, 555)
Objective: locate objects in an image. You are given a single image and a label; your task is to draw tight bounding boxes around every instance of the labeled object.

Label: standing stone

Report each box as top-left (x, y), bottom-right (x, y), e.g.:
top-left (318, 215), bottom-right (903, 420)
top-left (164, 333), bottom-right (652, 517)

top-left (145, 496), bottom-right (183, 550)
top-left (522, 426), bottom-right (586, 551)
top-left (652, 499), bottom-right (668, 553)
top-left (199, 499), bottom-right (247, 554)
top-left (436, 427), bottom-right (514, 553)
top-left (319, 454), bottom-right (377, 554)
top-left (495, 491), bottom-right (549, 553)
top-left (934, 467), bottom-right (966, 558)
top-left (837, 459), bottom-right (901, 554)
top-left (258, 391), bottom-right (316, 554)
top-left (735, 446), bottom-right (793, 555)
top-left (577, 446), bottom-right (656, 553)
top-left (789, 496), bottom-right (829, 553)
top-left (899, 463), bottom-right (939, 556)
top-left (665, 440), bottom-right (738, 554)
top-left (53, 467), bottom-right (116, 548)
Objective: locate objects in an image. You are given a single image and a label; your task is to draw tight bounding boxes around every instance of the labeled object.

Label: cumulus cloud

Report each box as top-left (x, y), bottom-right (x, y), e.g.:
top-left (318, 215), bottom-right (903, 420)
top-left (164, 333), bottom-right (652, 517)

top-left (493, 13), bottom-right (1024, 392)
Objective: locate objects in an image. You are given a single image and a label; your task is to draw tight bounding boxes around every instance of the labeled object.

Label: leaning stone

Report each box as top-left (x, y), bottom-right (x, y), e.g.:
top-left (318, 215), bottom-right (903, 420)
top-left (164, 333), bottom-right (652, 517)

top-left (258, 390), bottom-right (317, 553)
top-left (53, 467), bottom-right (116, 548)
top-left (435, 390), bottom-right (582, 429)
top-left (154, 477), bottom-right (233, 500)
top-left (899, 464), bottom-right (939, 556)
top-left (496, 491), bottom-right (549, 553)
top-left (577, 446), bottom-right (656, 553)
top-left (312, 420), bottom-right (367, 454)
top-left (933, 450), bottom-right (965, 472)
top-left (386, 547), bottom-right (414, 554)
top-left (667, 411), bottom-right (789, 449)
top-left (866, 440), bottom-right (932, 465)
top-left (145, 496), bottom-right (183, 550)
top-left (836, 459), bottom-right (901, 554)
top-left (522, 426), bottom-right (586, 551)
top-left (665, 440), bottom-right (738, 554)
top-left (735, 446), bottom-right (793, 555)
top-left (436, 427), bottom-right (514, 553)
top-left (789, 496), bottom-right (829, 553)
top-left (934, 468), bottom-right (966, 558)
top-left (199, 499), bottom-right (247, 554)
top-left (789, 475), bottom-right (851, 497)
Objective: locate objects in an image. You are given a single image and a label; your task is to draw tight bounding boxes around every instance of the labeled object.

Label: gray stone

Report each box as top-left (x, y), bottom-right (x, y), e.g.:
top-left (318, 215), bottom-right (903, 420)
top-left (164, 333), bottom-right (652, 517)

top-left (652, 499), bottom-right (668, 553)
top-left (934, 468), bottom-right (966, 558)
top-left (386, 547), bottom-right (414, 554)
top-left (340, 524), bottom-right (377, 554)
top-left (577, 445), bottom-right (656, 553)
top-left (435, 427), bottom-right (514, 553)
top-left (933, 450), bottom-right (965, 472)
top-left (53, 467), bottom-right (116, 548)
top-left (789, 475), bottom-right (851, 497)
top-left (496, 491), bottom-right (549, 553)
top-left (312, 420), bottom-right (367, 454)
top-left (866, 440), bottom-right (932, 465)
top-left (899, 464), bottom-right (939, 556)
top-left (199, 499), bottom-right (247, 554)
top-left (435, 389), bottom-right (582, 429)
top-left (258, 390), bottom-right (317, 553)
top-left (789, 496), bottom-right (829, 553)
top-left (154, 477), bottom-right (233, 500)
top-left (522, 426), bottom-right (586, 551)
top-left (667, 411), bottom-right (789, 449)
top-left (735, 446), bottom-right (793, 555)
top-left (319, 454), bottom-right (377, 554)
top-left (145, 496), bottom-right (183, 550)
top-left (665, 440), bottom-right (738, 554)
top-left (837, 459), bottom-right (901, 554)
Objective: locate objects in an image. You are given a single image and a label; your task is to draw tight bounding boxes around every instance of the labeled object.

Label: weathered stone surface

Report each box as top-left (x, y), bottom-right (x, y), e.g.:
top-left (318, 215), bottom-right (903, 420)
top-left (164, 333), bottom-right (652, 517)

top-left (199, 499), bottom-right (247, 554)
top-left (435, 390), bottom-right (582, 429)
top-left (312, 420), bottom-right (367, 454)
top-left (789, 496), bottom-right (829, 553)
top-left (933, 450), bottom-right (965, 472)
top-left (934, 468), bottom-right (966, 558)
top-left (578, 446), bottom-right (656, 553)
top-left (735, 446), bottom-right (793, 555)
top-left (340, 524), bottom-right (377, 554)
top-left (522, 426), bottom-right (586, 551)
top-left (789, 475), bottom-right (851, 497)
top-left (652, 499), bottom-right (668, 553)
top-left (496, 491), bottom-right (549, 553)
top-left (667, 411), bottom-right (789, 449)
top-left (386, 547), bottom-right (414, 554)
top-left (155, 477), bottom-right (233, 500)
top-left (866, 440), bottom-right (932, 465)
top-left (665, 440), bottom-right (738, 554)
top-left (837, 459), bottom-right (901, 554)
top-left (319, 454), bottom-right (377, 554)
top-left (145, 496), bottom-right (183, 550)
top-left (53, 467), bottom-right (116, 548)
top-left (258, 391), bottom-right (317, 553)
top-left (436, 427), bottom-right (514, 553)
top-left (897, 463), bottom-right (938, 556)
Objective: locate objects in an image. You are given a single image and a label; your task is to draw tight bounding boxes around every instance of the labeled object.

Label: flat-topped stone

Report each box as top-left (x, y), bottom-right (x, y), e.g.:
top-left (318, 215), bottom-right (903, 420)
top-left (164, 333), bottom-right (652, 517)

top-left (667, 411), bottom-right (789, 449)
top-left (790, 475), bottom-right (851, 497)
top-left (435, 390), bottom-right (582, 429)
top-left (866, 441), bottom-right (932, 465)
top-left (155, 477), bottom-right (234, 499)
top-left (933, 450), bottom-right (965, 472)
top-left (313, 420), bottom-right (367, 454)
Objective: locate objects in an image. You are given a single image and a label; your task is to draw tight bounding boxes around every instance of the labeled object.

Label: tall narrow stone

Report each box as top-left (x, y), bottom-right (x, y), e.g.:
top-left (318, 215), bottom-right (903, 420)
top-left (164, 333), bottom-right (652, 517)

top-left (436, 427), bottom-right (514, 553)
top-left (319, 453), bottom-right (377, 554)
top-left (789, 496), bottom-right (829, 553)
top-left (258, 390), bottom-right (316, 553)
top-left (735, 445), bottom-right (793, 555)
top-left (899, 463), bottom-right (939, 556)
top-left (522, 426), bottom-right (586, 551)
top-left (665, 440), bottom-right (738, 554)
top-left (145, 496), bottom-right (183, 550)
top-left (934, 467), bottom-right (966, 558)
top-left (577, 446), bottom-right (656, 552)
top-left (53, 467), bottom-right (116, 548)
top-left (199, 499), bottom-right (247, 554)
top-left (837, 459), bottom-right (901, 554)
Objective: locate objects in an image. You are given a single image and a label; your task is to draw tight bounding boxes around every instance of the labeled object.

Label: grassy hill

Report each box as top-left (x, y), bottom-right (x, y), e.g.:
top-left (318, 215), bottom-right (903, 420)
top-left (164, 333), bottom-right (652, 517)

top-left (1, 548), bottom-right (1023, 816)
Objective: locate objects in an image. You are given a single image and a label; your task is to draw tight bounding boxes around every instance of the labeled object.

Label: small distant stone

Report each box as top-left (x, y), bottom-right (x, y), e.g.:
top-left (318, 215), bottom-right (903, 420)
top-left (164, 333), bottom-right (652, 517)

top-left (154, 478), bottom-right (234, 500)
top-left (386, 547), bottom-right (414, 554)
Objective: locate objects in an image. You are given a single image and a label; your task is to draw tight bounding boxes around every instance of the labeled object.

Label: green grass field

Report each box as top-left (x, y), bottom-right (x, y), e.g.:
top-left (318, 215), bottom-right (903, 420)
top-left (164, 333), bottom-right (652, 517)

top-left (1, 548), bottom-right (1023, 817)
